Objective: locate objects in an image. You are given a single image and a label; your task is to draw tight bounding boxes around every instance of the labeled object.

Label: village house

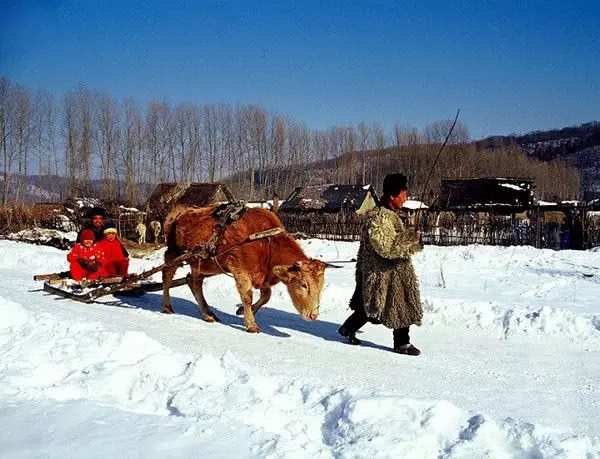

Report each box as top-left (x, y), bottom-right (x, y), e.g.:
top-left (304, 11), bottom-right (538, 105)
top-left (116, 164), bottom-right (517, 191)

top-left (144, 182), bottom-right (237, 222)
top-left (279, 184), bottom-right (378, 215)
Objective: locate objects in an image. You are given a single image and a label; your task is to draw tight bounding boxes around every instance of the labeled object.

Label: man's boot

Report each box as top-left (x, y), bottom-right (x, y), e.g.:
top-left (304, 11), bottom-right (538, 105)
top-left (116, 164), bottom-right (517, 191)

top-left (338, 311), bottom-right (367, 345)
top-left (338, 324), bottom-right (361, 345)
top-left (393, 343), bottom-right (421, 356)
top-left (393, 327), bottom-right (421, 356)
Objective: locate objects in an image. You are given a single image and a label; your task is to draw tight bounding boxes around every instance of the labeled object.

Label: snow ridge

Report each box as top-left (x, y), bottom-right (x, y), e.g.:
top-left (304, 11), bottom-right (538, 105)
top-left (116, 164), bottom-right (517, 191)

top-left (422, 298), bottom-right (600, 342)
top-left (1, 297), bottom-right (597, 458)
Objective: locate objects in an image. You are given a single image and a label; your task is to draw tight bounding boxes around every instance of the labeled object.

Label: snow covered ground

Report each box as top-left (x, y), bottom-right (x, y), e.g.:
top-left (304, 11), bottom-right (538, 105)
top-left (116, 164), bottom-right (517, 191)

top-left (1, 239), bottom-right (599, 458)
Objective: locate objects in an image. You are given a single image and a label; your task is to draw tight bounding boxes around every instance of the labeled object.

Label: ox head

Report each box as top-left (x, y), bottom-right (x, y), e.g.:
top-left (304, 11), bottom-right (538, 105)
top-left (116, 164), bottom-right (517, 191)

top-left (272, 259), bottom-right (336, 321)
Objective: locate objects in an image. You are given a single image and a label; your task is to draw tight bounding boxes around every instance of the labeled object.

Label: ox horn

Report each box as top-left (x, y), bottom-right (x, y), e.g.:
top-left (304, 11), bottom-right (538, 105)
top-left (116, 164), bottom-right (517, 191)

top-left (322, 261), bottom-right (342, 269)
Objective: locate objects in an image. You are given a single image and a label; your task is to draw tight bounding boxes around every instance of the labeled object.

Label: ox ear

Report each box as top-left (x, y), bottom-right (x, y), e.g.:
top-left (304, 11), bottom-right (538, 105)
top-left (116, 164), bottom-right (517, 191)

top-left (273, 264), bottom-right (301, 283)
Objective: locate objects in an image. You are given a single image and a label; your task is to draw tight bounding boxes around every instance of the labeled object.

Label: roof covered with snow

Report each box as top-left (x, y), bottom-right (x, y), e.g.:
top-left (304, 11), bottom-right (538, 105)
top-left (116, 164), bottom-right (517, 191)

top-left (280, 184), bottom-right (378, 213)
top-left (145, 182), bottom-right (236, 217)
top-left (403, 199), bottom-right (428, 210)
top-left (437, 177), bottom-right (535, 211)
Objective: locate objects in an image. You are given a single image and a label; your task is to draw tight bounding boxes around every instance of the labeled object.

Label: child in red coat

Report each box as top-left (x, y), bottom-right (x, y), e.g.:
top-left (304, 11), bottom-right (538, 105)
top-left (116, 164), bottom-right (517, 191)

top-left (98, 223), bottom-right (129, 277)
top-left (67, 229), bottom-right (107, 281)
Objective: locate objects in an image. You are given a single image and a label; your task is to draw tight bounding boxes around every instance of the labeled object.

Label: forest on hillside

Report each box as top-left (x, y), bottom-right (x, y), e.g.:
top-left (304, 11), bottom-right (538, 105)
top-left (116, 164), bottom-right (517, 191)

top-left (477, 121), bottom-right (600, 161)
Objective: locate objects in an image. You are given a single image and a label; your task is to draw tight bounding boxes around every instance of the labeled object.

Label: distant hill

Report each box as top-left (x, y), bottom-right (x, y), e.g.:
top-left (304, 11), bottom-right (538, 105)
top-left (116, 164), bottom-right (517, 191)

top-left (1, 175), bottom-right (132, 205)
top-left (476, 121), bottom-right (600, 193)
top-left (0, 177), bottom-right (62, 204)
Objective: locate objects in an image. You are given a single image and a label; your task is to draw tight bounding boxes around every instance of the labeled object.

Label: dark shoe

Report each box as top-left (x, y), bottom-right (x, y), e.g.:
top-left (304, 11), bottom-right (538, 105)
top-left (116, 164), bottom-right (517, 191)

top-left (338, 325), bottom-right (361, 345)
top-left (393, 343), bottom-right (421, 356)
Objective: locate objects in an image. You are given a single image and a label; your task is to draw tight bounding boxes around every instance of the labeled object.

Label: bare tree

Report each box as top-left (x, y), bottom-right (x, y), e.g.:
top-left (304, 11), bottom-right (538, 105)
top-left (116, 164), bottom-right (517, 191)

top-left (357, 121), bottom-right (370, 184)
top-left (0, 76), bottom-right (584, 205)
top-left (346, 126), bottom-right (357, 184)
top-left (144, 100), bottom-right (162, 185)
top-left (95, 92), bottom-right (120, 199)
top-left (268, 114), bottom-right (286, 194)
top-left (202, 103), bottom-right (219, 182)
top-left (63, 84), bottom-right (93, 197)
top-left (36, 90), bottom-right (60, 197)
top-left (0, 77), bottom-right (14, 204)
top-left (146, 99), bottom-right (175, 182)
top-left (121, 98), bottom-right (143, 204)
top-left (12, 84), bottom-right (34, 203)
top-left (423, 119), bottom-right (470, 145)
top-left (373, 122), bottom-right (386, 190)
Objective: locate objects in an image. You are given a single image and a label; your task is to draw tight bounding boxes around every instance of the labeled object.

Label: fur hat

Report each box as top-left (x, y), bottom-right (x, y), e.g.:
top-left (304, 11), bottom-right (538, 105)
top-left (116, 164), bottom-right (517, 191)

top-left (382, 173), bottom-right (408, 196)
top-left (81, 229), bottom-right (96, 242)
top-left (85, 207), bottom-right (106, 219)
top-left (103, 222), bottom-right (118, 235)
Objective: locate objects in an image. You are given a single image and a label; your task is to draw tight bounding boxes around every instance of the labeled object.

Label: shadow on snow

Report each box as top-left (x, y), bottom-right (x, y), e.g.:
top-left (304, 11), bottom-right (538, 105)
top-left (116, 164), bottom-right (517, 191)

top-left (101, 289), bottom-right (389, 351)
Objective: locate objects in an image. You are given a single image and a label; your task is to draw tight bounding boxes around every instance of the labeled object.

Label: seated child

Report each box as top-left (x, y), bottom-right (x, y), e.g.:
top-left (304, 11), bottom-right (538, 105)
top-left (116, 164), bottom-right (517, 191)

top-left (98, 222), bottom-right (129, 277)
top-left (67, 229), bottom-right (107, 281)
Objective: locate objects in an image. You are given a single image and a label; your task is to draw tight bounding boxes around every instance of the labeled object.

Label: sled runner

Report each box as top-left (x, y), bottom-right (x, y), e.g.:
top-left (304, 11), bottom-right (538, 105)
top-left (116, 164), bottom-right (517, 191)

top-left (41, 276), bottom-right (189, 303)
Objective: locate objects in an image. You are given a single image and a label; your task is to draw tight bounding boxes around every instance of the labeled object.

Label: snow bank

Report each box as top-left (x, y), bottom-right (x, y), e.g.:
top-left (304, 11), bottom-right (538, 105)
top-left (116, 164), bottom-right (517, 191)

top-left (422, 299), bottom-right (600, 341)
top-left (412, 245), bottom-right (600, 342)
top-left (0, 296), bottom-right (29, 333)
top-left (6, 227), bottom-right (77, 243)
top-left (2, 297), bottom-right (597, 458)
top-left (302, 241), bottom-right (600, 343)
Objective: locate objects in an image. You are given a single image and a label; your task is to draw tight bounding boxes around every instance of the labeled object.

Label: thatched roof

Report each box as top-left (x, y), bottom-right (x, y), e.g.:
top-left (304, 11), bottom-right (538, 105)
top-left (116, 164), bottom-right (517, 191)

top-left (437, 178), bottom-right (535, 211)
top-left (145, 182), bottom-right (236, 218)
top-left (279, 184), bottom-right (378, 213)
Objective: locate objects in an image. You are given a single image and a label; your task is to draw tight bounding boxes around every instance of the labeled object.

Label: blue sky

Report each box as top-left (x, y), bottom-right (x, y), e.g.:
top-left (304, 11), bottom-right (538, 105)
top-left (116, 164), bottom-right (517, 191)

top-left (1, 0), bottom-right (599, 139)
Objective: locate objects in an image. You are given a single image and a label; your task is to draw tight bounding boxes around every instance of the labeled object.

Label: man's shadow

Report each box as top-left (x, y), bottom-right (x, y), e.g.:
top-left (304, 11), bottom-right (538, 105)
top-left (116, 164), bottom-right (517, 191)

top-left (103, 291), bottom-right (388, 351)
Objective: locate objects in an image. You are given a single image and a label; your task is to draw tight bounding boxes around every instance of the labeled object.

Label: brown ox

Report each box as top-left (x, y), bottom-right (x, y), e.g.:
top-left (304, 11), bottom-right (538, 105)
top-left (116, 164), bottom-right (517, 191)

top-left (161, 205), bottom-right (331, 333)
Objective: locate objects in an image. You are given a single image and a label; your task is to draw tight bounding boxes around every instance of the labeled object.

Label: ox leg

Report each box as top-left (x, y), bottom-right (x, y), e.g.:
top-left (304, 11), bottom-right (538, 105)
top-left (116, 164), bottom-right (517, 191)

top-left (161, 257), bottom-right (177, 314)
top-left (187, 267), bottom-right (219, 323)
top-left (236, 287), bottom-right (271, 316)
top-left (233, 273), bottom-right (259, 333)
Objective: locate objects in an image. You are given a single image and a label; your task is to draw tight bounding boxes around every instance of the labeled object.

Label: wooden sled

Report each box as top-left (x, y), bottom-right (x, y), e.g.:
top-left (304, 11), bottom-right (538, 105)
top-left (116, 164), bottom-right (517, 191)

top-left (42, 276), bottom-right (189, 303)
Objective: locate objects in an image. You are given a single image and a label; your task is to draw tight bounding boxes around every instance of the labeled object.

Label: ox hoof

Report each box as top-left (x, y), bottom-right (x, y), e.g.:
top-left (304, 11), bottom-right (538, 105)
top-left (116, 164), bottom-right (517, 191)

top-left (235, 306), bottom-right (244, 316)
top-left (162, 307), bottom-right (175, 314)
top-left (204, 314), bottom-right (220, 323)
top-left (246, 326), bottom-right (261, 334)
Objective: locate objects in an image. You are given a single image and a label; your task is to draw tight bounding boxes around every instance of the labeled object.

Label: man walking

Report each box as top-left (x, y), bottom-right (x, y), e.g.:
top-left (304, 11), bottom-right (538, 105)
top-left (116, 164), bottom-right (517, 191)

top-left (338, 173), bottom-right (424, 355)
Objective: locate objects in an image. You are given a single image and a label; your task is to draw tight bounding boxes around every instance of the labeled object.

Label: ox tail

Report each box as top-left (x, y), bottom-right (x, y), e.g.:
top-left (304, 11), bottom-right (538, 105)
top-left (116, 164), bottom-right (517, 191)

top-left (165, 219), bottom-right (183, 258)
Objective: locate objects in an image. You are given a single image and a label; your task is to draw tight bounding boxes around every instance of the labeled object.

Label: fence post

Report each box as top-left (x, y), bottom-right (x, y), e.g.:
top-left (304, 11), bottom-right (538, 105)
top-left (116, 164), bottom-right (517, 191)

top-left (534, 207), bottom-right (542, 249)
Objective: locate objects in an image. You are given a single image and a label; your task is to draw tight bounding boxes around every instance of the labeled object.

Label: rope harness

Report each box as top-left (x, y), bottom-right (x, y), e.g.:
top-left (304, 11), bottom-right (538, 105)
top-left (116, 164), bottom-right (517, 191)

top-left (194, 203), bottom-right (286, 278)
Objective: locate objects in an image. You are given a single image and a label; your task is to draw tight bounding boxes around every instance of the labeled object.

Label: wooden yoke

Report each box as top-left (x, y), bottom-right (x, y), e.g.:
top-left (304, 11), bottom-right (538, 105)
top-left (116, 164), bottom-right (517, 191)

top-left (247, 227), bottom-right (284, 241)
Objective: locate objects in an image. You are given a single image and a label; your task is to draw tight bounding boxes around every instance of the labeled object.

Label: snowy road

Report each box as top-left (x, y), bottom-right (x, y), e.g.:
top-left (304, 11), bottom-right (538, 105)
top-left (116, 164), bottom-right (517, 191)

top-left (1, 240), bottom-right (599, 457)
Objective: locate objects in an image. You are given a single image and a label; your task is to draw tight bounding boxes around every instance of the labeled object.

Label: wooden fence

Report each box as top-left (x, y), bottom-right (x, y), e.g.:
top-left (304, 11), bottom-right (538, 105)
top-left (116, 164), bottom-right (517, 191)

top-left (279, 210), bottom-right (600, 250)
top-left (279, 212), bottom-right (364, 241)
top-left (586, 217), bottom-right (600, 248)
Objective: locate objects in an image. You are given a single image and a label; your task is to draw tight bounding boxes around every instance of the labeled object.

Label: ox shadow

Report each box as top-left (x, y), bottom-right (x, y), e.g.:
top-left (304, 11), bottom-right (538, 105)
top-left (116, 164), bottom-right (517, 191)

top-left (103, 292), bottom-right (388, 350)
top-left (103, 292), bottom-right (291, 338)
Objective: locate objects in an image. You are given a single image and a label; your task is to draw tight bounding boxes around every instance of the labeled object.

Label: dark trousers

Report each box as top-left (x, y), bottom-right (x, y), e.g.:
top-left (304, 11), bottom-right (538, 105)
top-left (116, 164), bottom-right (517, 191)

top-left (341, 309), bottom-right (410, 346)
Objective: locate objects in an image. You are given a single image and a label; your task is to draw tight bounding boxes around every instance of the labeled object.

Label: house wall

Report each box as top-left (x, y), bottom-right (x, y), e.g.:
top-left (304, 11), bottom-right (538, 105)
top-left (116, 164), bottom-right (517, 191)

top-left (356, 192), bottom-right (377, 215)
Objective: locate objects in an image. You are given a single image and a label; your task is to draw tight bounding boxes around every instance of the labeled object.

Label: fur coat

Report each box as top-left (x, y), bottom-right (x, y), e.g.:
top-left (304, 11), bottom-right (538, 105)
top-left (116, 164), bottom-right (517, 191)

top-left (349, 206), bottom-right (423, 329)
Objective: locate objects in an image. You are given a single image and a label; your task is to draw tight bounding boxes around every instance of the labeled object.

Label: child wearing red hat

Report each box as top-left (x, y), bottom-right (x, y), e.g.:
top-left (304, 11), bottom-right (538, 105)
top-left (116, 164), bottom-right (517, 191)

top-left (67, 229), bottom-right (107, 281)
top-left (97, 222), bottom-right (129, 277)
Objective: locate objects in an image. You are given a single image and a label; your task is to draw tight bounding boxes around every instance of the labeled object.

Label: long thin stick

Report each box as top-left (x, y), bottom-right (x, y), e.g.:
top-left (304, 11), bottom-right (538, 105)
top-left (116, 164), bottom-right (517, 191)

top-left (417, 109), bottom-right (461, 228)
top-left (419, 109), bottom-right (461, 206)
